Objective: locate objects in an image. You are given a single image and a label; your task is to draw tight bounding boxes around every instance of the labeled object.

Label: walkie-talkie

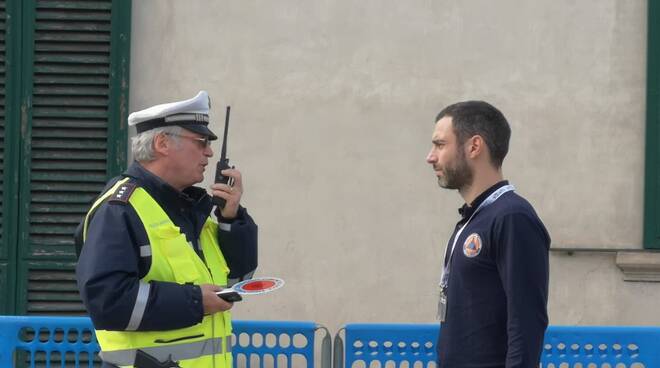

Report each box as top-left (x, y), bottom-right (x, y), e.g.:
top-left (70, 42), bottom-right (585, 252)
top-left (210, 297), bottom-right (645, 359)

top-left (213, 106), bottom-right (233, 208)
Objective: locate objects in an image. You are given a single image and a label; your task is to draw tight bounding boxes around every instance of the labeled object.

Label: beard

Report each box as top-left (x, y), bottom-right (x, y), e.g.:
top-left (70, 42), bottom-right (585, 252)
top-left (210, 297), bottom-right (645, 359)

top-left (436, 151), bottom-right (473, 190)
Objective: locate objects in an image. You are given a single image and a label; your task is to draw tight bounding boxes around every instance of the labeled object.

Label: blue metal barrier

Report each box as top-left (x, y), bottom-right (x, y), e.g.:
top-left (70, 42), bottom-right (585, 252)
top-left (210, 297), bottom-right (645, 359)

top-left (543, 326), bottom-right (660, 367)
top-left (335, 324), bottom-right (439, 368)
top-left (335, 323), bottom-right (660, 368)
top-left (0, 316), bottom-right (99, 367)
top-left (0, 316), bottom-right (331, 368)
top-left (5, 318), bottom-right (660, 367)
top-left (234, 320), bottom-right (331, 368)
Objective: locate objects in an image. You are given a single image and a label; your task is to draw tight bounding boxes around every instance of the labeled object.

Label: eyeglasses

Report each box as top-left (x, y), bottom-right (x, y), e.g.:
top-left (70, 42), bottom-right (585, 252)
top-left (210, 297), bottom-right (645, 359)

top-left (165, 133), bottom-right (212, 149)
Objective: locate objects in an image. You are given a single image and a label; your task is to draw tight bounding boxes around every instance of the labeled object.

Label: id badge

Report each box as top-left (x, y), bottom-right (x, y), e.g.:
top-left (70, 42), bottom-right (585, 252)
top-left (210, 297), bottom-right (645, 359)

top-left (437, 289), bottom-right (447, 322)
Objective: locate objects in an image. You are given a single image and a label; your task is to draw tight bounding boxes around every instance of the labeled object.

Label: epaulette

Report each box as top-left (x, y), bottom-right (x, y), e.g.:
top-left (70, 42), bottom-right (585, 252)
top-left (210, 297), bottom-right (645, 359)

top-left (108, 180), bottom-right (138, 204)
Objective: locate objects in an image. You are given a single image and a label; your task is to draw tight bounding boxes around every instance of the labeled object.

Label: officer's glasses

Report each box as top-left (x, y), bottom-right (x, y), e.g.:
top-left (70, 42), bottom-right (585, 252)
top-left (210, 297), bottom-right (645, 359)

top-left (165, 133), bottom-right (212, 149)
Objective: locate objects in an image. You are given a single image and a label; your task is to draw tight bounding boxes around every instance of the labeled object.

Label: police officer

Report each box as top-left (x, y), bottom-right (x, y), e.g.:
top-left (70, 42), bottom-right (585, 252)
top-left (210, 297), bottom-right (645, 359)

top-left (426, 101), bottom-right (550, 368)
top-left (75, 91), bottom-right (258, 368)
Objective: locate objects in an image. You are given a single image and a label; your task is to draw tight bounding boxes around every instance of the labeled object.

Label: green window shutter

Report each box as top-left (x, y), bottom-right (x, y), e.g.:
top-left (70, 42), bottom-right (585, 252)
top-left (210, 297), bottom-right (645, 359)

top-left (0, 1), bottom-right (7, 314)
top-left (645, 0), bottom-right (660, 249)
top-left (1, 0), bottom-right (21, 315)
top-left (15, 0), bottom-right (130, 315)
top-left (0, 1), bottom-right (4, 299)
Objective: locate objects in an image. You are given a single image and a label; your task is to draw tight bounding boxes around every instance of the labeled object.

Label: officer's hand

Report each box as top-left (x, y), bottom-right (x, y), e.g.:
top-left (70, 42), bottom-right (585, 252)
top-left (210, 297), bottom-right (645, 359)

top-left (210, 168), bottom-right (243, 219)
top-left (200, 284), bottom-right (233, 314)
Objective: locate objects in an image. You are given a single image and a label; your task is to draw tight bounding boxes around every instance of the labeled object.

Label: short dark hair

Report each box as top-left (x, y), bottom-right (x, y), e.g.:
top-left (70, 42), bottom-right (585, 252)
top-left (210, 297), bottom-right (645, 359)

top-left (435, 101), bottom-right (511, 168)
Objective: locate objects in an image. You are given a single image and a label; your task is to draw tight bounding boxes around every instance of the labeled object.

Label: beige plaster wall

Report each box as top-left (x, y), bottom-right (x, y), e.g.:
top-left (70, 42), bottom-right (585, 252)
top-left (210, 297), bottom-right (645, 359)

top-left (128, 0), bottom-right (660, 331)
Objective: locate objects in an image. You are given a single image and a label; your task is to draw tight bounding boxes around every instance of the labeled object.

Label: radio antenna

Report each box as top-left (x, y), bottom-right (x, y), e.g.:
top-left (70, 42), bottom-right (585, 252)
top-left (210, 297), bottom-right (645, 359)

top-left (220, 106), bottom-right (230, 161)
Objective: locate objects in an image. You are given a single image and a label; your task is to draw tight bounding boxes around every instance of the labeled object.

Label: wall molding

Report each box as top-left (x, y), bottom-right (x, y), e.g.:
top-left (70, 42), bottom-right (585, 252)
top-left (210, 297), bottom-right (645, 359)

top-left (615, 251), bottom-right (660, 282)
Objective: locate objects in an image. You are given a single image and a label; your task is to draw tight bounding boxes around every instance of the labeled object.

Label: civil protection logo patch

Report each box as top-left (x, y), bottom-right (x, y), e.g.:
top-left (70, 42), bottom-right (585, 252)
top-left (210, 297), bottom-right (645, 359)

top-left (463, 233), bottom-right (482, 258)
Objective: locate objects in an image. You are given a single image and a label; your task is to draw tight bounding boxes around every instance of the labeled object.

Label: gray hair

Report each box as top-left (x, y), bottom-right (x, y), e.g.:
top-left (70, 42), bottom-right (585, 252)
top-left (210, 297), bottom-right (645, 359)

top-left (131, 126), bottom-right (183, 162)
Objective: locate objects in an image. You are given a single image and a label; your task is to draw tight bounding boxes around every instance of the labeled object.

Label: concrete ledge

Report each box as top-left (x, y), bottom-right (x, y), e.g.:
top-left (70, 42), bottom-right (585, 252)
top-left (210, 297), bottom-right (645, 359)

top-left (615, 251), bottom-right (660, 282)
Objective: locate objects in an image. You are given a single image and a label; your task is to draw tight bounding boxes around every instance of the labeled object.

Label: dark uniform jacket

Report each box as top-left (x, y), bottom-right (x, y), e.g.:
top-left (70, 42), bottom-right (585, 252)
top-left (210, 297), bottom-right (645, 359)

top-left (75, 162), bottom-right (258, 335)
top-left (438, 181), bottom-right (550, 368)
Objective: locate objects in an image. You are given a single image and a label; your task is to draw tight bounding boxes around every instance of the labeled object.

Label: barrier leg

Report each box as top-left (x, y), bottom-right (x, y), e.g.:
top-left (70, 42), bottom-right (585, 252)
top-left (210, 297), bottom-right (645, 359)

top-left (333, 328), bottom-right (344, 368)
top-left (317, 325), bottom-right (332, 368)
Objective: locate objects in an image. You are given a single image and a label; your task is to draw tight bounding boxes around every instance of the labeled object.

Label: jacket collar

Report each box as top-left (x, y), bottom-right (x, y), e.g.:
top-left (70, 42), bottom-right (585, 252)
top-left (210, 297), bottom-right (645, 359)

top-left (458, 180), bottom-right (509, 219)
top-left (123, 161), bottom-right (212, 216)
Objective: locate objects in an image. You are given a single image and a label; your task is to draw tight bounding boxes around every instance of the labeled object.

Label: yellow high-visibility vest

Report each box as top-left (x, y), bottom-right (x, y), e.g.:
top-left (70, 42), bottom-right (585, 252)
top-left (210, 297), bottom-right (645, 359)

top-left (83, 178), bottom-right (232, 368)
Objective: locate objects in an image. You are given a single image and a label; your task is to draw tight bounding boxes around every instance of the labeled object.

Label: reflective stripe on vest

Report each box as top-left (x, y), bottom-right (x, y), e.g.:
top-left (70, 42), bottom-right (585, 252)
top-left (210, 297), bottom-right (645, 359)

top-left (99, 335), bottom-right (233, 366)
top-left (84, 185), bottom-right (232, 368)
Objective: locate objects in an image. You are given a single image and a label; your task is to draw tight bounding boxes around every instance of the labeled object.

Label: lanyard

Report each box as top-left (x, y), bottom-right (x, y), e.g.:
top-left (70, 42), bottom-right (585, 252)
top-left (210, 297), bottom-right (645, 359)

top-left (439, 184), bottom-right (515, 290)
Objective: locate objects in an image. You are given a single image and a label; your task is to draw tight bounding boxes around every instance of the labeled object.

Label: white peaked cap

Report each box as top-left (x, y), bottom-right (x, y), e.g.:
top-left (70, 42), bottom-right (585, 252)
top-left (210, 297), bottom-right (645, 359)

top-left (127, 91), bottom-right (217, 140)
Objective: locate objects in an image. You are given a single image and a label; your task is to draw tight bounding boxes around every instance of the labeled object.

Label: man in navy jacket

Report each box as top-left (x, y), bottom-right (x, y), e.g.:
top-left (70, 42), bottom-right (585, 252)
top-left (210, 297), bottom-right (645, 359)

top-left (75, 91), bottom-right (257, 367)
top-left (426, 101), bottom-right (550, 368)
